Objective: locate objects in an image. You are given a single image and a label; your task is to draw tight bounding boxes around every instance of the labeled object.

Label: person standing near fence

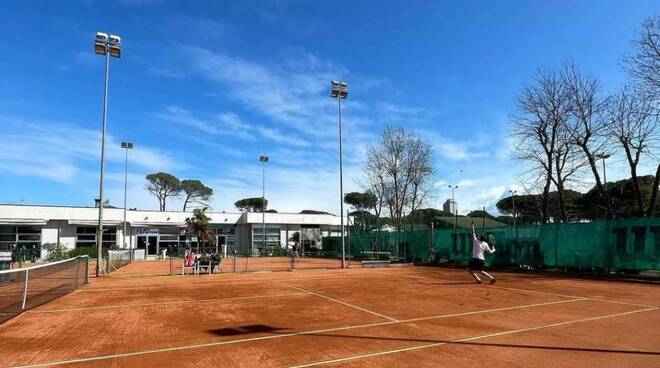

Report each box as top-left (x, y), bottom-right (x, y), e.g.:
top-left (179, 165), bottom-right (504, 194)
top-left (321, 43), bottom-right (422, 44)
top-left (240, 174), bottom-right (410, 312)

top-left (468, 220), bottom-right (497, 284)
top-left (292, 241), bottom-right (300, 263)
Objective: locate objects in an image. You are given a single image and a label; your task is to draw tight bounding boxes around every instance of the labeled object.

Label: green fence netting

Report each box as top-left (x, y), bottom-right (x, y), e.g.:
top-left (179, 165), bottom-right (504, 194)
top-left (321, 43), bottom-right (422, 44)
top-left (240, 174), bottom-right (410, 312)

top-left (323, 230), bottom-right (433, 263)
top-left (322, 217), bottom-right (660, 272)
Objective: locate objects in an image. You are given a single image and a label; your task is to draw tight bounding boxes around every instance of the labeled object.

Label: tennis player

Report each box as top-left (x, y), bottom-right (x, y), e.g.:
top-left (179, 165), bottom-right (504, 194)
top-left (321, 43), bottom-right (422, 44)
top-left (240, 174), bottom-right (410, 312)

top-left (468, 220), bottom-right (497, 284)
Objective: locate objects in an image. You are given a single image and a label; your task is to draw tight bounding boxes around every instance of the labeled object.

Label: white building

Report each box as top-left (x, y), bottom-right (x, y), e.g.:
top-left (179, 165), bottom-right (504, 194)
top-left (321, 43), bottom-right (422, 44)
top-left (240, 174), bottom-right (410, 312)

top-left (0, 204), bottom-right (349, 261)
top-left (443, 199), bottom-right (457, 215)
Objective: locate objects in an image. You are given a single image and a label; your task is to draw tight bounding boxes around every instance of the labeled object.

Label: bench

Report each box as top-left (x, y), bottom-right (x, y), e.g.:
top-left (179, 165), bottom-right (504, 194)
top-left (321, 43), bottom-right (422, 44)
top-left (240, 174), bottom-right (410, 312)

top-left (360, 251), bottom-right (392, 261)
top-left (182, 258), bottom-right (222, 276)
top-left (361, 260), bottom-right (391, 268)
top-left (182, 262), bottom-right (197, 276)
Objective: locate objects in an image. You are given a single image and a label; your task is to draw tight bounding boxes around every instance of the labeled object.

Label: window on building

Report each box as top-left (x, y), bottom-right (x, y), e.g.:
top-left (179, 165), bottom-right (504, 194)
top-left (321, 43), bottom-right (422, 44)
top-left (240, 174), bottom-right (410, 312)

top-left (76, 226), bottom-right (116, 248)
top-left (0, 225), bottom-right (42, 260)
top-left (252, 225), bottom-right (281, 249)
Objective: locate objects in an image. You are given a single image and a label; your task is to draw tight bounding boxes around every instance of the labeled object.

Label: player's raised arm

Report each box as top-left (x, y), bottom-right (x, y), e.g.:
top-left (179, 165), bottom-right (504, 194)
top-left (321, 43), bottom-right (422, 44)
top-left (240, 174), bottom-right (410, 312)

top-left (471, 219), bottom-right (477, 240)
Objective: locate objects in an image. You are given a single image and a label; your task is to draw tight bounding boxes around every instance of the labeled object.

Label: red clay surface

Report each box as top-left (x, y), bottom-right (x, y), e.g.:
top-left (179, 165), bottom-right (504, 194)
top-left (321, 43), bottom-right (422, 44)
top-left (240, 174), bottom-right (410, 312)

top-left (1, 265), bottom-right (658, 368)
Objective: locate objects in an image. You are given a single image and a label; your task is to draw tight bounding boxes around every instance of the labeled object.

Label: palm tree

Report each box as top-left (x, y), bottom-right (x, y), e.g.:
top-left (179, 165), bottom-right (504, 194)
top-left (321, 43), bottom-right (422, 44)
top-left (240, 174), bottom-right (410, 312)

top-left (185, 208), bottom-right (213, 252)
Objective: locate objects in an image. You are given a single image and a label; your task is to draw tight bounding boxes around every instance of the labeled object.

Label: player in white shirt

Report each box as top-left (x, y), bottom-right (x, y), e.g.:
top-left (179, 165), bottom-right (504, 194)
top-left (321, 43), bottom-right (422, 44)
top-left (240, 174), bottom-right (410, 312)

top-left (468, 220), bottom-right (497, 284)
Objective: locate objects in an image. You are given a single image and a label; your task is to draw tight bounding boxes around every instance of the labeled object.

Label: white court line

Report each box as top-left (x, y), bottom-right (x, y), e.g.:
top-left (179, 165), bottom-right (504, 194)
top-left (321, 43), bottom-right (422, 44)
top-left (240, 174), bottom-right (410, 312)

top-left (488, 286), bottom-right (658, 308)
top-left (78, 273), bottom-right (378, 293)
top-left (274, 281), bottom-right (399, 322)
top-left (287, 306), bottom-right (659, 367)
top-left (403, 274), bottom-right (658, 308)
top-left (29, 292), bottom-right (310, 313)
top-left (7, 298), bottom-right (586, 368)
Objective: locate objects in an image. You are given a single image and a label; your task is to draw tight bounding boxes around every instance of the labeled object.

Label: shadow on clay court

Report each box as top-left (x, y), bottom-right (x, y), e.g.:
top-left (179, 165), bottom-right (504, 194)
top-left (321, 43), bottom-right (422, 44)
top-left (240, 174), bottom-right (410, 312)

top-left (304, 333), bottom-right (660, 356)
top-left (207, 324), bottom-right (288, 337)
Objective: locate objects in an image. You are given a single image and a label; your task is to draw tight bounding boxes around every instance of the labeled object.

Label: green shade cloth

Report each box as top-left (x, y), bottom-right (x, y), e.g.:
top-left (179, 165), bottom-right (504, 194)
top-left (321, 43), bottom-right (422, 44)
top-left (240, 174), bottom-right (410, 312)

top-left (323, 217), bottom-right (660, 272)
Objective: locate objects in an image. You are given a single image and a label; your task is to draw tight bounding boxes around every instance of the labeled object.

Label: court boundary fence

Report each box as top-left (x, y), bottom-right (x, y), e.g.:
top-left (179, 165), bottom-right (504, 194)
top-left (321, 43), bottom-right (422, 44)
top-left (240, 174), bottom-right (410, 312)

top-left (323, 217), bottom-right (660, 273)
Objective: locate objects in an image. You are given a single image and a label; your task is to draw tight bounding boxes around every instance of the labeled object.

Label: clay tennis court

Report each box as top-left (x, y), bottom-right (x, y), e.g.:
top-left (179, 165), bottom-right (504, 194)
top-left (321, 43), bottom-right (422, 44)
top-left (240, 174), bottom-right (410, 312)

top-left (1, 264), bottom-right (659, 368)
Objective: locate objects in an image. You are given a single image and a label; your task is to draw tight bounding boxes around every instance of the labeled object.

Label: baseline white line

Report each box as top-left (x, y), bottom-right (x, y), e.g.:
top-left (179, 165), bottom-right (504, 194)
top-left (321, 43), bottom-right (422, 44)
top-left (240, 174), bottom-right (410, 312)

top-left (78, 273), bottom-right (380, 293)
top-left (403, 274), bottom-right (657, 308)
top-left (8, 298), bottom-right (585, 368)
top-left (490, 285), bottom-right (585, 299)
top-left (490, 286), bottom-right (657, 308)
top-left (274, 281), bottom-right (399, 322)
top-left (29, 292), bottom-right (310, 313)
top-left (287, 306), bottom-right (659, 367)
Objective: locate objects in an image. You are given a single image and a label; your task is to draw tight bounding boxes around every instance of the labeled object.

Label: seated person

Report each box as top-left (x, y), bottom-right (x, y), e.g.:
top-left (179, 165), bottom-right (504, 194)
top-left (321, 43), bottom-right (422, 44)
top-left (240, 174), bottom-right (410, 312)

top-left (210, 253), bottom-right (222, 273)
top-left (184, 249), bottom-right (195, 268)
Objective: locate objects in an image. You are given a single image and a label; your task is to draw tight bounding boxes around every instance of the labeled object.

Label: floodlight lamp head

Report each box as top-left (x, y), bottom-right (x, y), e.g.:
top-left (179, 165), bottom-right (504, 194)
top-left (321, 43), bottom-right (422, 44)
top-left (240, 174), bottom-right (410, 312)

top-left (121, 142), bottom-right (134, 149)
top-left (108, 44), bottom-right (121, 58)
top-left (330, 80), bottom-right (348, 99)
top-left (95, 32), bottom-right (109, 55)
top-left (95, 32), bottom-right (108, 42)
top-left (260, 155), bottom-right (269, 162)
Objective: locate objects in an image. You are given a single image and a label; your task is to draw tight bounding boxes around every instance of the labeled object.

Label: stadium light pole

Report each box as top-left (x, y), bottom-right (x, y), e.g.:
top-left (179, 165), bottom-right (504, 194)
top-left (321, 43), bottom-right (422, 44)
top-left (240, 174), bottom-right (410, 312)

top-left (509, 189), bottom-right (518, 264)
top-left (600, 154), bottom-right (611, 219)
top-left (121, 142), bottom-right (133, 249)
top-left (330, 80), bottom-right (348, 269)
top-left (94, 32), bottom-right (121, 277)
top-left (508, 190), bottom-right (518, 228)
top-left (260, 155), bottom-right (269, 255)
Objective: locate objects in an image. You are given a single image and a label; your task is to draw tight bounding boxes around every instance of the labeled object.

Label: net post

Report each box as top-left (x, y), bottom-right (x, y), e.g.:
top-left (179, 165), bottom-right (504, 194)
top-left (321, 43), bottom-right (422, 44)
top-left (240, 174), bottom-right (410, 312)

top-left (21, 269), bottom-right (29, 310)
top-left (84, 256), bottom-right (89, 284)
top-left (74, 257), bottom-right (80, 288)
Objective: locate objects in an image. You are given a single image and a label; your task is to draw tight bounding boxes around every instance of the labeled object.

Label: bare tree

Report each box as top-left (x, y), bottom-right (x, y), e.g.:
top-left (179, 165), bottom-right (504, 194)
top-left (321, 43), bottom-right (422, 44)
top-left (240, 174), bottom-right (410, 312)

top-left (561, 62), bottom-right (612, 217)
top-left (606, 86), bottom-right (658, 217)
top-left (513, 70), bottom-right (572, 223)
top-left (624, 15), bottom-right (660, 98)
top-left (551, 124), bottom-right (589, 222)
top-left (364, 126), bottom-right (434, 230)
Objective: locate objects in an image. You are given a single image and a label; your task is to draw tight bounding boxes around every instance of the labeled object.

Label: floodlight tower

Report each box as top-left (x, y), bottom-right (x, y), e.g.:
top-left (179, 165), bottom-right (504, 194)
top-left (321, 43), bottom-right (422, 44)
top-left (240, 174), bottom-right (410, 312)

top-left (94, 32), bottom-right (121, 277)
top-left (121, 142), bottom-right (133, 249)
top-left (600, 154), bottom-right (611, 218)
top-left (260, 155), bottom-right (269, 254)
top-left (509, 189), bottom-right (519, 262)
top-left (330, 81), bottom-right (348, 269)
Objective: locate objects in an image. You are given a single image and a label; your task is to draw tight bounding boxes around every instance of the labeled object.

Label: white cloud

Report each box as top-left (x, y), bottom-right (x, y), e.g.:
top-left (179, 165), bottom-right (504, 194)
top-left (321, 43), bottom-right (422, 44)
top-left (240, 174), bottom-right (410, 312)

top-left (180, 45), bottom-right (344, 139)
top-left (457, 178), bottom-right (482, 188)
top-left (159, 107), bottom-right (312, 148)
top-left (157, 106), bottom-right (218, 134)
top-left (0, 117), bottom-right (184, 184)
top-left (148, 67), bottom-right (184, 79)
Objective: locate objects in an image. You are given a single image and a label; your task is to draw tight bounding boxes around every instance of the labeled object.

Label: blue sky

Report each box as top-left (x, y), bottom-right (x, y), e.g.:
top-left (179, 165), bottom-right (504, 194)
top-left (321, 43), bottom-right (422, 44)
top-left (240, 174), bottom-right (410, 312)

top-left (0, 1), bottom-right (657, 215)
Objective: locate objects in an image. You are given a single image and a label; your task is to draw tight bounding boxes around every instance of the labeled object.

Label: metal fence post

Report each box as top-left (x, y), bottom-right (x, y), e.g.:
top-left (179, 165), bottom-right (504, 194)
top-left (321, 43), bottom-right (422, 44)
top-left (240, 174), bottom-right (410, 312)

top-left (21, 269), bottom-right (29, 310)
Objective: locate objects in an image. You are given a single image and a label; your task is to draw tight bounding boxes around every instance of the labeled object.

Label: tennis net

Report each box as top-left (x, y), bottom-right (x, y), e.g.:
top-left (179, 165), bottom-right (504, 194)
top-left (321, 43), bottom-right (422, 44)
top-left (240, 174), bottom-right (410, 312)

top-left (0, 256), bottom-right (88, 324)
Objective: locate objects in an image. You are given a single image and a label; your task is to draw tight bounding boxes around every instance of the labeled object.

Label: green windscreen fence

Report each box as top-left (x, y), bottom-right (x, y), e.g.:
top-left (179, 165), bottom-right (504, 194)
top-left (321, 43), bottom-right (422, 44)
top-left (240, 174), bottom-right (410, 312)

top-left (323, 230), bottom-right (434, 263)
top-left (322, 217), bottom-right (660, 272)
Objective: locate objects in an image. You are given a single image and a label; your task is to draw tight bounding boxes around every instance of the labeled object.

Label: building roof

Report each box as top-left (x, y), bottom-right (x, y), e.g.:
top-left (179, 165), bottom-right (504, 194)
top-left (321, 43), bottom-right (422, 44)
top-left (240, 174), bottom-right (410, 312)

top-left (0, 204), bottom-right (348, 227)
